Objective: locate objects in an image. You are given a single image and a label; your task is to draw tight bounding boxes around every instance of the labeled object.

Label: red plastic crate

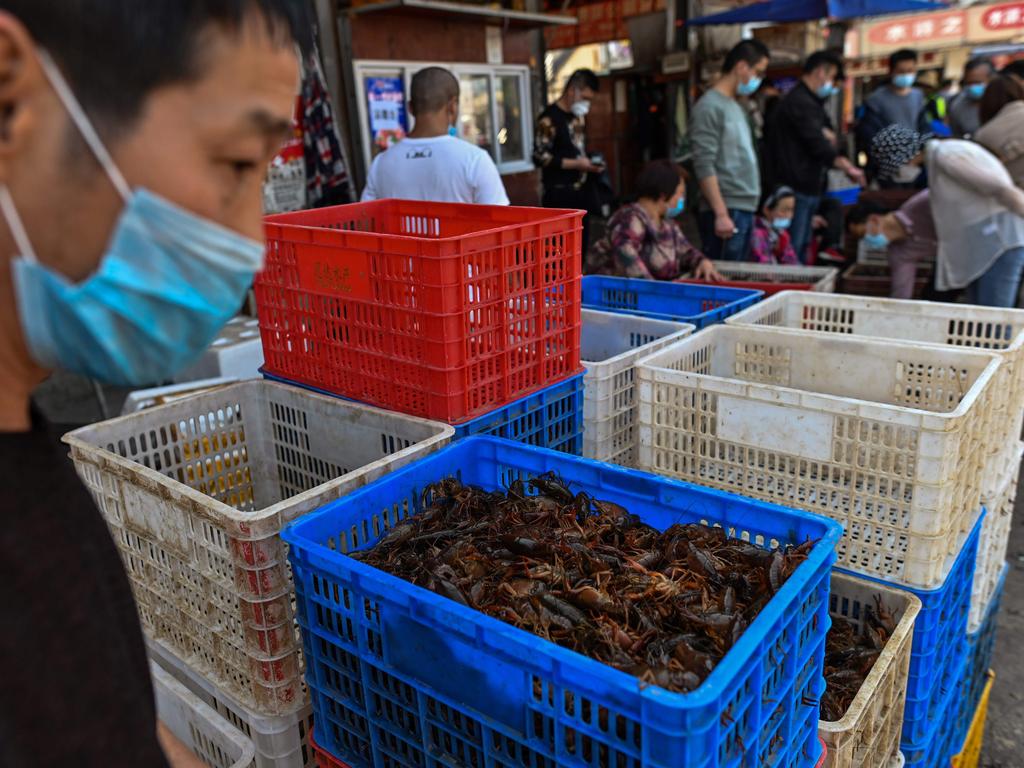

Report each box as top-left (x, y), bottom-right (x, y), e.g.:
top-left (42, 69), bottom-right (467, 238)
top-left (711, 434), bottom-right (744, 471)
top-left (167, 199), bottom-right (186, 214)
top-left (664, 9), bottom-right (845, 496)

top-left (256, 199), bottom-right (584, 423)
top-left (312, 730), bottom-right (348, 768)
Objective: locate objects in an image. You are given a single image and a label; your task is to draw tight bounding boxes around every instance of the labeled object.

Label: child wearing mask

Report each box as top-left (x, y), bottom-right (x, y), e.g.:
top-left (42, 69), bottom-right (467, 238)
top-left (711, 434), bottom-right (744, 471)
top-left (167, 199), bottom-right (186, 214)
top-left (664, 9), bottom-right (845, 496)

top-left (751, 186), bottom-right (799, 264)
top-left (862, 190), bottom-right (938, 299)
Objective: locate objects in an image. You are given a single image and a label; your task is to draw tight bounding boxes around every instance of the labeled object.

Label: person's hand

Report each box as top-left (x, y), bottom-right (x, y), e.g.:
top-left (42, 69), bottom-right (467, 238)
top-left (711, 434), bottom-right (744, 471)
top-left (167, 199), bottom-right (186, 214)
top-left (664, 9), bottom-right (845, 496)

top-left (714, 212), bottom-right (737, 240)
top-left (579, 158), bottom-right (605, 174)
top-left (691, 258), bottom-right (724, 282)
top-left (812, 215), bottom-right (828, 230)
top-left (822, 127), bottom-right (837, 146)
top-left (844, 165), bottom-right (866, 186)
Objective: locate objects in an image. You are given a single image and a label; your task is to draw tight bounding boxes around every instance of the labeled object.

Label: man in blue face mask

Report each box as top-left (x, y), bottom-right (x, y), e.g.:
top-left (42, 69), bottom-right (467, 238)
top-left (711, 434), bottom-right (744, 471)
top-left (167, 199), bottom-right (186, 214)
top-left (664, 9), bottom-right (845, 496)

top-left (690, 39), bottom-right (770, 262)
top-left (858, 48), bottom-right (929, 172)
top-left (0, 2), bottom-right (306, 766)
top-left (947, 57), bottom-right (994, 138)
top-left (764, 50), bottom-right (865, 263)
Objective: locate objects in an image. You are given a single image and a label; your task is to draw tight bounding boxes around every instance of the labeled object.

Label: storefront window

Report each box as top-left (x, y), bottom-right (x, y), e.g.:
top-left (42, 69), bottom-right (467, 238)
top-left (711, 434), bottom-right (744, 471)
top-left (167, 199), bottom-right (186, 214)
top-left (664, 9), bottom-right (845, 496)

top-left (458, 74), bottom-right (494, 157)
top-left (496, 74), bottom-right (525, 165)
top-left (354, 61), bottom-right (533, 175)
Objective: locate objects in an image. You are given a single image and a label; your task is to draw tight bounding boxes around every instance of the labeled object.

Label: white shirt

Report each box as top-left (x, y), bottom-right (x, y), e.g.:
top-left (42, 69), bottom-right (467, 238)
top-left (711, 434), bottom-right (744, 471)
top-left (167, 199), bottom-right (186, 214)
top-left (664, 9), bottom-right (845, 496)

top-left (361, 135), bottom-right (510, 205)
top-left (927, 139), bottom-right (1024, 291)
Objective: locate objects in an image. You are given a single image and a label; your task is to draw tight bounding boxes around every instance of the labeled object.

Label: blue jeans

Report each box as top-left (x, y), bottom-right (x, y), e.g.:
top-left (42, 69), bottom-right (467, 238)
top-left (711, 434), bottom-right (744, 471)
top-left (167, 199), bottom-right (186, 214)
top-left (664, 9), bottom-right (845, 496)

top-left (790, 193), bottom-right (820, 264)
top-left (699, 209), bottom-right (754, 262)
top-left (967, 246), bottom-right (1024, 307)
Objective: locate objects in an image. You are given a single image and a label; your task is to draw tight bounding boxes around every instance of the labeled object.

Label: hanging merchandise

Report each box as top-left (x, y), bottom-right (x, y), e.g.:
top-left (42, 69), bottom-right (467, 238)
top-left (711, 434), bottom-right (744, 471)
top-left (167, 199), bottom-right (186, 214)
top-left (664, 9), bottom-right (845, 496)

top-left (300, 52), bottom-right (353, 207)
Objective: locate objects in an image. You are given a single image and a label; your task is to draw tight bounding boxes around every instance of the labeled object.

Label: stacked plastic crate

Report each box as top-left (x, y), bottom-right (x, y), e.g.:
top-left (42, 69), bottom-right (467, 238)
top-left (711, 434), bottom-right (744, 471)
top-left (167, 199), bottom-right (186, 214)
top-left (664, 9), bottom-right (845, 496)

top-left (631, 294), bottom-right (1013, 768)
top-left (63, 381), bottom-right (455, 767)
top-left (710, 291), bottom-right (1024, 767)
top-left (255, 200), bottom-right (587, 454)
top-left (284, 436), bottom-right (843, 768)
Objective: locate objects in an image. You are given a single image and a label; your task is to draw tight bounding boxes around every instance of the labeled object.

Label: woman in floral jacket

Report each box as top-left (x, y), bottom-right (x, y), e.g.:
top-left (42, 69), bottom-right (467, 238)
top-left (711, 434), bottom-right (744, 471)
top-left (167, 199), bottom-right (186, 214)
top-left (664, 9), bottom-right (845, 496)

top-left (586, 160), bottom-right (721, 281)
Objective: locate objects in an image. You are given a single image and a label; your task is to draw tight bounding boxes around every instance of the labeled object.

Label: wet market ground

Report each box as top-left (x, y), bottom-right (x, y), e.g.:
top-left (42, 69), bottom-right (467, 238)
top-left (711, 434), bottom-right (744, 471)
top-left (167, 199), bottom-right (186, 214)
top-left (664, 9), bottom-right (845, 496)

top-left (34, 371), bottom-right (1024, 765)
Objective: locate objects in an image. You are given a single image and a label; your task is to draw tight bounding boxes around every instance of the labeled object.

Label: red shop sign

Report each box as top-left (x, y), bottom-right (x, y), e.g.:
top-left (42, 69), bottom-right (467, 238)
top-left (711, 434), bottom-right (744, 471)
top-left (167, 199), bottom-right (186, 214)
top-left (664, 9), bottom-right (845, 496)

top-left (867, 10), bottom-right (965, 46)
top-left (981, 2), bottom-right (1024, 29)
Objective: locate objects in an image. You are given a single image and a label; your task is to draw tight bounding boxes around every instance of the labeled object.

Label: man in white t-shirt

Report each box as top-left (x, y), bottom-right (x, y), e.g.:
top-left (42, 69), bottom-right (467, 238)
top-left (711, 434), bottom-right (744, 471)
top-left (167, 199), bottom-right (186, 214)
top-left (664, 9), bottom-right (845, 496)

top-left (362, 67), bottom-right (509, 205)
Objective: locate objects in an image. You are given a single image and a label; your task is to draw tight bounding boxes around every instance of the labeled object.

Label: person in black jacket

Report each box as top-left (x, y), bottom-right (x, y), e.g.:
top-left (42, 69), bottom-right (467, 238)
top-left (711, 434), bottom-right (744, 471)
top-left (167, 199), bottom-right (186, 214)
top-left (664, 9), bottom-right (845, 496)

top-left (765, 50), bottom-right (865, 262)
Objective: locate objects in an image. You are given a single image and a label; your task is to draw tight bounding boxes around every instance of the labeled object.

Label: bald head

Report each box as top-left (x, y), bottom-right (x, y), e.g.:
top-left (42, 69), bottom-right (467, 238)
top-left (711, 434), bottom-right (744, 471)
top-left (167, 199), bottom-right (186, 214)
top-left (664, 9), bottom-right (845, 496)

top-left (410, 67), bottom-right (459, 115)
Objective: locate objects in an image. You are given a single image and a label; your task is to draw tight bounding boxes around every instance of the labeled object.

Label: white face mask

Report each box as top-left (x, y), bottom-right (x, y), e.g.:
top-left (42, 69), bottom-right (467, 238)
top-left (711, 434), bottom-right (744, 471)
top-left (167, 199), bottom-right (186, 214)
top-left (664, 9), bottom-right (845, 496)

top-left (571, 99), bottom-right (591, 118)
top-left (894, 164), bottom-right (922, 184)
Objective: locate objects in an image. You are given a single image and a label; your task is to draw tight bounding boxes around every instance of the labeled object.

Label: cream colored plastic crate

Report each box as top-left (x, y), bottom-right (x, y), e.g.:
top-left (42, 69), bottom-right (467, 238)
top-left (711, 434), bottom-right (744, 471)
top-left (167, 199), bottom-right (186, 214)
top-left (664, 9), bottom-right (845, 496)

top-left (151, 639), bottom-right (314, 768)
top-left (971, 443), bottom-right (1023, 632)
top-left (637, 325), bottom-right (1001, 588)
top-left (153, 661), bottom-right (256, 768)
top-left (581, 309), bottom-right (693, 467)
top-left (820, 572), bottom-right (920, 768)
top-left (65, 381), bottom-right (453, 716)
top-left (686, 261), bottom-right (839, 292)
top-left (725, 291), bottom-right (1024, 495)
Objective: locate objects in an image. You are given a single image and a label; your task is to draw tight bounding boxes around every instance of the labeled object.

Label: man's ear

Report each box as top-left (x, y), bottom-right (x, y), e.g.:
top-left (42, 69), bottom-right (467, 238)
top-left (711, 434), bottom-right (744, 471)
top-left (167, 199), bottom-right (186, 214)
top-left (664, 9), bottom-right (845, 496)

top-left (0, 13), bottom-right (41, 184)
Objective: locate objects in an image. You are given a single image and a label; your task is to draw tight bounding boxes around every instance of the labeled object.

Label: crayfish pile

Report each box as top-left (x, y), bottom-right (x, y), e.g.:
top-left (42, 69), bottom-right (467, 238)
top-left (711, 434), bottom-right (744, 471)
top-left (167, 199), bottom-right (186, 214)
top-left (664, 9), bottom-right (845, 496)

top-left (821, 598), bottom-right (899, 721)
top-left (353, 472), bottom-right (815, 694)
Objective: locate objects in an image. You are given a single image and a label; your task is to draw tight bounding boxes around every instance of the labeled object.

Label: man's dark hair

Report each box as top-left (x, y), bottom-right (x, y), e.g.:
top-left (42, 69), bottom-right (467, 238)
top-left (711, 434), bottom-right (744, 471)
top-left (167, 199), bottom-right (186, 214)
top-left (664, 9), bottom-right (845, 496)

top-left (723, 39), bottom-right (770, 74)
top-left (410, 67), bottom-right (458, 114)
top-left (889, 49), bottom-right (918, 71)
top-left (964, 56), bottom-right (994, 78)
top-left (804, 50), bottom-right (844, 81)
top-left (1002, 59), bottom-right (1024, 80)
top-left (1, 1), bottom-right (313, 131)
top-left (566, 69), bottom-right (600, 93)
top-left (979, 74), bottom-right (1024, 125)
top-left (634, 159), bottom-right (686, 201)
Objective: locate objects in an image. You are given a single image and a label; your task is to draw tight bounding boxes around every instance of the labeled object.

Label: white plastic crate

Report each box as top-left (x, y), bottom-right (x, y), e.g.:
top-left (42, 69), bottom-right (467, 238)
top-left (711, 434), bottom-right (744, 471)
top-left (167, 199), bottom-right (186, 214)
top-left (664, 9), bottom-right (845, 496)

top-left (581, 309), bottom-right (693, 466)
top-left (726, 291), bottom-right (1024, 496)
top-left (153, 661), bottom-right (256, 768)
top-left (151, 639), bottom-right (313, 768)
top-left (121, 377), bottom-right (238, 415)
top-left (820, 572), bottom-right (921, 768)
top-left (175, 315), bottom-right (264, 382)
top-left (971, 443), bottom-right (1023, 632)
top-left (686, 261), bottom-right (839, 293)
top-left (637, 325), bottom-right (1001, 588)
top-left (64, 380), bottom-right (454, 715)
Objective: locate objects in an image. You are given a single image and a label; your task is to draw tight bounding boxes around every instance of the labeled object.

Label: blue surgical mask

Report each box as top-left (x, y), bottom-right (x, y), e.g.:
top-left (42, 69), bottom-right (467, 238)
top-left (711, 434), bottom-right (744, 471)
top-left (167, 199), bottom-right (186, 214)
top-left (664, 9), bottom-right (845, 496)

top-left (772, 217), bottom-right (791, 230)
top-left (863, 232), bottom-right (890, 250)
top-left (666, 198), bottom-right (685, 218)
top-left (4, 50), bottom-right (264, 386)
top-left (816, 82), bottom-right (837, 99)
top-left (966, 83), bottom-right (986, 100)
top-left (892, 73), bottom-right (916, 89)
top-left (737, 75), bottom-right (762, 96)
top-left (448, 125), bottom-right (459, 137)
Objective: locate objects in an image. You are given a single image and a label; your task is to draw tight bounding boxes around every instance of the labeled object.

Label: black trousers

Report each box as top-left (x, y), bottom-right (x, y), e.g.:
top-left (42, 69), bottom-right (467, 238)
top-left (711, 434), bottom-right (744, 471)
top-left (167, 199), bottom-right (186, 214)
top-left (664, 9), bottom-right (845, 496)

top-left (543, 184), bottom-right (600, 254)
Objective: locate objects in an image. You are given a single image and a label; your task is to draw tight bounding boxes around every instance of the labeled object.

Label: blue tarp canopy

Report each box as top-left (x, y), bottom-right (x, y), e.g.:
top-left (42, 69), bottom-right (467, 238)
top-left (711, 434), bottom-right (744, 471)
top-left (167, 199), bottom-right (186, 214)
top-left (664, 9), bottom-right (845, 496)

top-left (688, 0), bottom-right (949, 24)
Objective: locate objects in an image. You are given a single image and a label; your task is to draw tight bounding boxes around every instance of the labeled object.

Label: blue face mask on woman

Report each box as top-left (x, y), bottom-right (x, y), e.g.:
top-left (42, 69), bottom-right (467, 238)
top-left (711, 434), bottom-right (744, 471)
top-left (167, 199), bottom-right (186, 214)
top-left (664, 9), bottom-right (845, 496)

top-left (3, 51), bottom-right (264, 387)
top-left (863, 232), bottom-right (890, 250)
top-left (666, 198), bottom-right (685, 218)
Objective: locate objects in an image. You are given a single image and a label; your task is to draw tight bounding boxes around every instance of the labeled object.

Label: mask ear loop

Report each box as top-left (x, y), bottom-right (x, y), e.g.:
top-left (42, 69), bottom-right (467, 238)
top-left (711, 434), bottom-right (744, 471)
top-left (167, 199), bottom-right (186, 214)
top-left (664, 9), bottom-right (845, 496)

top-left (35, 49), bottom-right (132, 204)
top-left (0, 186), bottom-right (38, 264)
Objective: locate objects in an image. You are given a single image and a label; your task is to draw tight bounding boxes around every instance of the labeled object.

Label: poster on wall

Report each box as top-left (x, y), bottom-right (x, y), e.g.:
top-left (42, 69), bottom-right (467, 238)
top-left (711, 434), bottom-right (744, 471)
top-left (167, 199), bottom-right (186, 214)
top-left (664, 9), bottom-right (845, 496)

top-left (364, 75), bottom-right (407, 157)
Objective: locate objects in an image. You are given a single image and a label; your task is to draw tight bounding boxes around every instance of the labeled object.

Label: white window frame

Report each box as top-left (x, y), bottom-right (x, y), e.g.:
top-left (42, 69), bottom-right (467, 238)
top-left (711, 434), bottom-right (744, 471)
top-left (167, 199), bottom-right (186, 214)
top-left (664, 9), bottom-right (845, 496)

top-left (353, 59), bottom-right (534, 177)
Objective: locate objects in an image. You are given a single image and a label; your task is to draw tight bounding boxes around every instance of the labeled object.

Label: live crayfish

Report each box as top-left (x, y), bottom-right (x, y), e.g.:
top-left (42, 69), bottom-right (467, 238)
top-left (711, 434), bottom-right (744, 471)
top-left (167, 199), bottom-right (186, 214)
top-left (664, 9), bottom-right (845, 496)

top-left (821, 595), bottom-right (899, 721)
top-left (353, 472), bottom-right (816, 694)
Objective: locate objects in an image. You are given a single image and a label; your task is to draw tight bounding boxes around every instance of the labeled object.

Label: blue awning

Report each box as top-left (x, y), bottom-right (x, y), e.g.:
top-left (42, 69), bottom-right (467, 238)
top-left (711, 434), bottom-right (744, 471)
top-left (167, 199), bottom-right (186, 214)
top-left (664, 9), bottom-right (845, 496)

top-left (688, 0), bottom-right (949, 25)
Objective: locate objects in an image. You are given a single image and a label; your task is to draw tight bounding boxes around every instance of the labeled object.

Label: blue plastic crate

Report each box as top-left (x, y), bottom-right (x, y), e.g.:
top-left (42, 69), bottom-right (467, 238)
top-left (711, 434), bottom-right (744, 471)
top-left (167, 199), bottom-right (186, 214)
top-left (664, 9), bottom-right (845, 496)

top-left (283, 437), bottom-right (842, 768)
top-left (901, 651), bottom-right (970, 768)
top-left (842, 510), bottom-right (982, 749)
top-left (824, 187), bottom-right (861, 206)
top-left (261, 368), bottom-right (584, 454)
top-left (581, 276), bottom-right (762, 329)
top-left (961, 560), bottom-right (1006, 735)
top-left (452, 374), bottom-right (582, 454)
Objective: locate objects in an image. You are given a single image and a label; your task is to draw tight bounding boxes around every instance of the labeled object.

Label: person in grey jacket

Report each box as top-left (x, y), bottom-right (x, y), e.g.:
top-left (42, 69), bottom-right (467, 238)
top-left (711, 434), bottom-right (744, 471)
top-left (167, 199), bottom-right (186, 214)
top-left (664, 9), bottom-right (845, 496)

top-left (690, 39), bottom-right (769, 261)
top-left (947, 57), bottom-right (994, 138)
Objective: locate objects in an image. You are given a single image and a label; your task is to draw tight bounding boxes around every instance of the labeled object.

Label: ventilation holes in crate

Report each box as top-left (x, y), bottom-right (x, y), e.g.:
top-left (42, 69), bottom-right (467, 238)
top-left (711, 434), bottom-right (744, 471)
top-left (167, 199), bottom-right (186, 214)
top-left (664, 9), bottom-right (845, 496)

top-left (324, 700), bottom-right (373, 761)
top-left (734, 342), bottom-right (792, 385)
top-left (946, 318), bottom-right (1015, 350)
top-left (801, 304), bottom-right (854, 334)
